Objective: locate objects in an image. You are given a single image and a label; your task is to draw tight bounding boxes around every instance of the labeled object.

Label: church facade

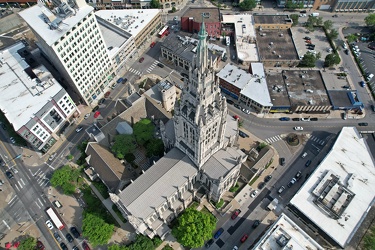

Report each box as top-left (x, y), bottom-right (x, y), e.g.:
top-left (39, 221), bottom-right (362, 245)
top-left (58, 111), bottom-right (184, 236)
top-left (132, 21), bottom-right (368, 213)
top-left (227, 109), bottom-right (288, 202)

top-left (111, 16), bottom-right (246, 239)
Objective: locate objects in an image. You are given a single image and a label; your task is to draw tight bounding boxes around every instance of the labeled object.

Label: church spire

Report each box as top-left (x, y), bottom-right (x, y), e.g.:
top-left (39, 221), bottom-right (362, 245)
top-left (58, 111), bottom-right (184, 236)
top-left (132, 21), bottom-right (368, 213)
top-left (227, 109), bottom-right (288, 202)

top-left (196, 13), bottom-right (208, 74)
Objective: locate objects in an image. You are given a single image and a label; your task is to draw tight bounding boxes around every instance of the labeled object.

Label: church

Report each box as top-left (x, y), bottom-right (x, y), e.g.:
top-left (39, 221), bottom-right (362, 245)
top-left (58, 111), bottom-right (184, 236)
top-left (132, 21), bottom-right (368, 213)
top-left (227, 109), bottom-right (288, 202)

top-left (110, 16), bottom-right (246, 239)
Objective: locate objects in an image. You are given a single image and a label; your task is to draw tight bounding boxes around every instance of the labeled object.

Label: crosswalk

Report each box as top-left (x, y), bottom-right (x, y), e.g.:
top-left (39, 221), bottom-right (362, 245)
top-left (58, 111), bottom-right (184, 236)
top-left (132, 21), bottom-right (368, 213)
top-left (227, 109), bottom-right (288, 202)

top-left (310, 135), bottom-right (325, 146)
top-left (33, 168), bottom-right (50, 188)
top-left (128, 61), bottom-right (160, 76)
top-left (265, 135), bottom-right (282, 144)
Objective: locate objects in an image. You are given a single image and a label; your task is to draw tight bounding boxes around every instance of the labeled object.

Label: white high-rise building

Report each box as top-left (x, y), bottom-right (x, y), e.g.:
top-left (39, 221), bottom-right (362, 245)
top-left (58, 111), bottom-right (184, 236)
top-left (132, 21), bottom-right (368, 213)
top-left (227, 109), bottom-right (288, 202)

top-left (19, 0), bottom-right (114, 105)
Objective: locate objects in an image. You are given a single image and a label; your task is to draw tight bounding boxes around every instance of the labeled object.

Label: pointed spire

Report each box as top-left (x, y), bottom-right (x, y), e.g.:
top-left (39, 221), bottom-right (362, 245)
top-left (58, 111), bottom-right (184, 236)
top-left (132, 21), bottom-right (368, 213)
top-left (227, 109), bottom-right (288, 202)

top-left (196, 13), bottom-right (208, 73)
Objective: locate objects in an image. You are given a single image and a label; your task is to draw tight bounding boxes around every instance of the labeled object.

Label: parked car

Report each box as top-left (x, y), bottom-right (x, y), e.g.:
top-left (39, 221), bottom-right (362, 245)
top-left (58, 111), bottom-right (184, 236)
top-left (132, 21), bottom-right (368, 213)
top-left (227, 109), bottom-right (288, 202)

top-left (358, 122), bottom-right (368, 126)
top-left (295, 171), bottom-right (302, 180)
top-left (279, 117), bottom-right (290, 121)
top-left (99, 98), bottom-right (105, 105)
top-left (0, 159), bottom-right (6, 167)
top-left (60, 243), bottom-right (68, 250)
top-left (305, 160), bottom-right (312, 167)
top-left (123, 78), bottom-right (128, 84)
top-left (82, 241), bottom-right (91, 250)
top-left (240, 234), bottom-right (248, 243)
top-left (139, 57), bottom-right (144, 63)
top-left (264, 175), bottom-right (272, 182)
top-left (5, 171), bottom-right (14, 179)
top-left (84, 113), bottom-right (90, 119)
top-left (278, 186), bottom-right (285, 194)
top-left (294, 127), bottom-right (303, 131)
top-left (205, 239), bottom-right (214, 248)
top-left (93, 111), bottom-right (101, 118)
top-left (360, 81), bottom-right (366, 87)
top-left (66, 233), bottom-right (74, 243)
top-left (214, 228), bottom-right (224, 239)
top-left (233, 115), bottom-right (240, 120)
top-left (9, 137), bottom-right (16, 143)
top-left (305, 40), bottom-right (312, 44)
top-left (252, 220), bottom-right (260, 228)
top-left (157, 63), bottom-right (164, 68)
top-left (45, 220), bottom-right (54, 230)
top-left (72, 247), bottom-right (79, 250)
top-left (92, 106), bottom-right (99, 112)
top-left (48, 152), bottom-right (57, 161)
top-left (231, 209), bottom-right (241, 220)
top-left (150, 42), bottom-right (156, 48)
top-left (371, 104), bottom-right (375, 112)
top-left (303, 36), bottom-right (311, 40)
top-left (226, 99), bottom-right (234, 105)
top-left (36, 241), bottom-right (45, 250)
top-left (239, 130), bottom-right (249, 138)
top-left (250, 190), bottom-right (258, 198)
top-left (258, 182), bottom-right (266, 189)
top-left (70, 227), bottom-right (81, 238)
top-left (287, 178), bottom-right (297, 187)
top-left (301, 152), bottom-right (308, 158)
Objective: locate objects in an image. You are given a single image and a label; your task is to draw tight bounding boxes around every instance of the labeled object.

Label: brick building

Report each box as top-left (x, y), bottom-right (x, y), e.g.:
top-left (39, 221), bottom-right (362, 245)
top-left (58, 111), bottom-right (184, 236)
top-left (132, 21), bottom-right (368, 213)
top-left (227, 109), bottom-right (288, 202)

top-left (180, 7), bottom-right (221, 38)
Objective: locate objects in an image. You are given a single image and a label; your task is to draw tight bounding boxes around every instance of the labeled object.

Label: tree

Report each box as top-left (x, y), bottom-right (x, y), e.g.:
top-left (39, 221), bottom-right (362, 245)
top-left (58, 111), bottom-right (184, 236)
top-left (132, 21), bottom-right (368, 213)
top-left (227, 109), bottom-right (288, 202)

top-left (133, 118), bottom-right (155, 146)
top-left (323, 20), bottom-right (333, 30)
top-left (108, 245), bottom-right (129, 250)
top-left (365, 13), bottom-right (375, 30)
top-left (316, 17), bottom-right (323, 26)
top-left (239, 0), bottom-right (256, 11)
top-left (328, 29), bottom-right (339, 40)
top-left (50, 165), bottom-right (80, 194)
top-left (298, 52), bottom-right (318, 67)
top-left (290, 14), bottom-right (299, 26)
top-left (18, 236), bottom-right (36, 250)
top-left (324, 53), bottom-right (341, 67)
top-left (171, 6), bottom-right (176, 12)
top-left (346, 34), bottom-right (357, 43)
top-left (172, 208), bottom-right (216, 248)
top-left (150, 0), bottom-right (160, 8)
top-left (82, 213), bottom-right (114, 247)
top-left (145, 138), bottom-right (164, 157)
top-left (111, 134), bottom-right (137, 159)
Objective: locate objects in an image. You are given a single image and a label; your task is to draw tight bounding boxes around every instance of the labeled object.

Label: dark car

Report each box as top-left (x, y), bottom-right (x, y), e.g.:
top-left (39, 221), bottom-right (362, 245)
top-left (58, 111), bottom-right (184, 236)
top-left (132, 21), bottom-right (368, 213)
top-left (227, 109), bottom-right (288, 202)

top-left (157, 63), bottom-right (164, 68)
top-left (371, 104), bottom-right (375, 112)
top-left (1, 123), bottom-right (6, 130)
top-left (0, 159), bottom-right (6, 167)
top-left (231, 209), bottom-right (241, 220)
top-left (300, 10), bottom-right (307, 13)
top-left (239, 130), bottom-right (249, 138)
top-left (82, 241), bottom-right (91, 250)
top-left (104, 91), bottom-right (111, 98)
top-left (303, 36), bottom-right (311, 40)
top-left (292, 118), bottom-right (300, 121)
top-left (60, 243), bottom-right (68, 250)
top-left (344, 49), bottom-right (349, 55)
top-left (92, 106), bottom-right (99, 112)
top-left (240, 234), bottom-right (248, 243)
top-left (54, 232), bottom-right (62, 242)
top-left (264, 175), bottom-right (272, 183)
top-left (258, 182), bottom-right (266, 189)
top-left (139, 57), bottom-right (144, 63)
top-left (342, 85), bottom-right (350, 89)
top-left (99, 98), bottom-right (105, 105)
top-left (181, 72), bottom-right (189, 79)
top-left (123, 78), bottom-right (128, 84)
top-left (358, 122), bottom-right (368, 126)
top-left (66, 233), bottom-right (74, 243)
top-left (70, 227), bottom-right (81, 238)
top-left (310, 118), bottom-right (318, 121)
top-left (5, 171), bottom-right (14, 179)
top-left (226, 99), bottom-right (234, 105)
top-left (360, 81), bottom-right (366, 87)
top-left (305, 160), bottom-right (312, 167)
top-left (72, 247), bottom-right (79, 250)
top-left (214, 228), bottom-right (224, 239)
top-left (279, 117), bottom-right (290, 121)
top-left (205, 239), bottom-right (214, 248)
top-left (117, 78), bottom-right (124, 84)
top-left (280, 157), bottom-right (285, 166)
top-left (252, 220), bottom-right (261, 228)
top-left (36, 241), bottom-right (45, 250)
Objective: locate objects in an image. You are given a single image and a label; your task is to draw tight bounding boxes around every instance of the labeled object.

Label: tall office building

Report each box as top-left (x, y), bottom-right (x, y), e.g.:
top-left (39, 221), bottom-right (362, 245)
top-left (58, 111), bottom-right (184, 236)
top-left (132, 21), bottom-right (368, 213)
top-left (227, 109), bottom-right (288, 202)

top-left (19, 0), bottom-right (114, 105)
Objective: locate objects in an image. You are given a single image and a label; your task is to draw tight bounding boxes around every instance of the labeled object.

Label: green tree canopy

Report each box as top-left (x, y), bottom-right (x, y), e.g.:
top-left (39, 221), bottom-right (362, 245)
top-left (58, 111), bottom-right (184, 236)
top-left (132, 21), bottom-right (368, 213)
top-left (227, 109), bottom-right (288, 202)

top-left (328, 29), bottom-right (339, 40)
top-left (108, 245), bottom-right (129, 250)
top-left (323, 20), bottom-right (333, 30)
top-left (290, 14), bottom-right (299, 26)
top-left (298, 52), bottom-right (318, 67)
top-left (324, 53), bottom-right (341, 67)
top-left (346, 34), bottom-right (357, 43)
top-left (111, 134), bottom-right (137, 159)
top-left (50, 165), bottom-right (80, 194)
top-left (133, 118), bottom-right (155, 146)
top-left (83, 213), bottom-right (115, 247)
top-left (18, 236), bottom-right (36, 250)
top-left (150, 0), bottom-right (160, 8)
top-left (239, 0), bottom-right (256, 11)
top-left (365, 13), bottom-right (375, 30)
top-left (172, 208), bottom-right (216, 248)
top-left (145, 138), bottom-right (164, 157)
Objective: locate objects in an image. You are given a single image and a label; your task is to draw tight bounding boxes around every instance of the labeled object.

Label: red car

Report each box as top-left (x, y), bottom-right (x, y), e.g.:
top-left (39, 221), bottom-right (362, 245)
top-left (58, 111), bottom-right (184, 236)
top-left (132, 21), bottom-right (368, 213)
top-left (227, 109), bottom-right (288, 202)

top-left (93, 111), bottom-right (101, 118)
top-left (82, 241), bottom-right (91, 250)
top-left (231, 209), bottom-right (241, 220)
top-left (104, 91), bottom-right (110, 98)
top-left (233, 115), bottom-right (240, 120)
top-left (240, 234), bottom-right (248, 243)
top-left (139, 57), bottom-right (144, 63)
top-left (150, 42), bottom-right (156, 48)
top-left (305, 40), bottom-right (312, 44)
top-left (36, 241), bottom-right (45, 250)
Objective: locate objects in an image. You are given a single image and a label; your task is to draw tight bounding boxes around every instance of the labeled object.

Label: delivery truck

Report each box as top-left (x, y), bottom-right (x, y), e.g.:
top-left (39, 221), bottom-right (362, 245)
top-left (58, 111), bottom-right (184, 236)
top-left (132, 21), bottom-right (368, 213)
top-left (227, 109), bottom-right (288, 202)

top-left (310, 13), bottom-right (319, 17)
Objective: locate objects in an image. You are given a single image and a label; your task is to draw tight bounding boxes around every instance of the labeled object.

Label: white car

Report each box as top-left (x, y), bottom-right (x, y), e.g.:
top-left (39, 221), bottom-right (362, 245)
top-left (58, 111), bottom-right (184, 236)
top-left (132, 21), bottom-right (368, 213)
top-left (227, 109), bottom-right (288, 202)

top-left (294, 126), bottom-right (303, 131)
top-left (45, 220), bottom-right (54, 230)
top-left (75, 126), bottom-right (83, 133)
top-left (250, 190), bottom-right (258, 198)
top-left (9, 137), bottom-right (16, 144)
top-left (233, 247), bottom-right (238, 250)
top-left (84, 113), bottom-right (90, 119)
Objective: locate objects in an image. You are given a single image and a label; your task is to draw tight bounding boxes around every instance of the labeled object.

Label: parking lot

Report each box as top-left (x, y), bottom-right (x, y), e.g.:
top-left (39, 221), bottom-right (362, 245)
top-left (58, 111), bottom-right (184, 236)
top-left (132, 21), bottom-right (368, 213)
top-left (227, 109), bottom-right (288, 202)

top-left (291, 26), bottom-right (332, 68)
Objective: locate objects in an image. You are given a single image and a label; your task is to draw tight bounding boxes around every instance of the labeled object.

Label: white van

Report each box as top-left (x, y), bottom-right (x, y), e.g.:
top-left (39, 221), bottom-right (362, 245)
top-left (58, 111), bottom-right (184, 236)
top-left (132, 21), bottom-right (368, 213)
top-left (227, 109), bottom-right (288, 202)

top-left (367, 73), bottom-right (374, 81)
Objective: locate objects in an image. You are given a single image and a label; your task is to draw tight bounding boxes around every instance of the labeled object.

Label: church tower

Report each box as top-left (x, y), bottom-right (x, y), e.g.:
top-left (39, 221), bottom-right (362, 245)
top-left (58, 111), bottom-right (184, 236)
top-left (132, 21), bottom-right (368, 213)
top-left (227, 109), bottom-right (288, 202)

top-left (174, 14), bottom-right (228, 169)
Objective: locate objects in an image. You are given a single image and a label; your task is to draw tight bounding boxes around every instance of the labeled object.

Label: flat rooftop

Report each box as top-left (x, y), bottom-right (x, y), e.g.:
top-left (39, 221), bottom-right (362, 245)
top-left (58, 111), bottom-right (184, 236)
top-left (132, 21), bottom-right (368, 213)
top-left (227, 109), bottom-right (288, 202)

top-left (97, 20), bottom-right (130, 59)
top-left (256, 29), bottom-right (298, 61)
top-left (253, 213), bottom-right (324, 250)
top-left (182, 7), bottom-right (220, 23)
top-left (328, 90), bottom-right (362, 108)
top-left (0, 43), bottom-right (64, 131)
top-left (95, 9), bottom-right (160, 37)
top-left (266, 72), bottom-right (291, 108)
top-left (283, 70), bottom-right (330, 107)
top-left (290, 127), bottom-right (375, 248)
top-left (19, 4), bottom-right (94, 46)
top-left (253, 14), bottom-right (291, 25)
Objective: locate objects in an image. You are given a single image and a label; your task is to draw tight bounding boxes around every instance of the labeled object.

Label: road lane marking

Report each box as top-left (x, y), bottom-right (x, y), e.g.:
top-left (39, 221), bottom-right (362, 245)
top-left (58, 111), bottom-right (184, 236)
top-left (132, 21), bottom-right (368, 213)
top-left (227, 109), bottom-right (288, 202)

top-left (20, 178), bottom-right (25, 186)
top-left (8, 196), bottom-right (17, 204)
